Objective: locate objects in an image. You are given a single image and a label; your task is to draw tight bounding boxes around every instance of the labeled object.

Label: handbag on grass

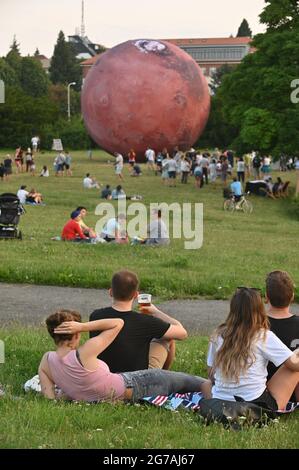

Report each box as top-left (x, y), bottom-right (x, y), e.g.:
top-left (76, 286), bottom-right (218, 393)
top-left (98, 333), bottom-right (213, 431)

top-left (199, 398), bottom-right (277, 430)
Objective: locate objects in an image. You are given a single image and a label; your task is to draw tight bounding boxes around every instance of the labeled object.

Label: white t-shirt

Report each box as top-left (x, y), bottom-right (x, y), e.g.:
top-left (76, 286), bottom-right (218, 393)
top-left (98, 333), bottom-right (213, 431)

top-left (145, 149), bottom-right (155, 162)
top-left (295, 160), bottom-right (299, 170)
top-left (115, 154), bottom-right (123, 169)
top-left (167, 158), bottom-right (177, 172)
top-left (181, 160), bottom-right (190, 172)
top-left (237, 161), bottom-right (245, 172)
top-left (207, 330), bottom-right (292, 401)
top-left (83, 177), bottom-right (93, 188)
top-left (263, 157), bottom-right (271, 166)
top-left (17, 189), bottom-right (29, 204)
top-left (148, 219), bottom-right (169, 243)
top-left (102, 218), bottom-right (120, 238)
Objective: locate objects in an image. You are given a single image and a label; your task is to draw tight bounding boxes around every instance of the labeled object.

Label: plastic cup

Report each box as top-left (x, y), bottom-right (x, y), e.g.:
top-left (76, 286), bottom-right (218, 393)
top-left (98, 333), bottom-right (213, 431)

top-left (137, 294), bottom-right (152, 307)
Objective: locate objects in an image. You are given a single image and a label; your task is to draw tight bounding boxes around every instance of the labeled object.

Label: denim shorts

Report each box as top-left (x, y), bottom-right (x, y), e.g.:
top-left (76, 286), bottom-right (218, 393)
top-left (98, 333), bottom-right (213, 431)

top-left (120, 369), bottom-right (205, 403)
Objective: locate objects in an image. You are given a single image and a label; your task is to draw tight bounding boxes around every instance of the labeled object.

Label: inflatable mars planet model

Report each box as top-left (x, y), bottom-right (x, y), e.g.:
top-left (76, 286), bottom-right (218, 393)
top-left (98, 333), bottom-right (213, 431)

top-left (81, 39), bottom-right (210, 159)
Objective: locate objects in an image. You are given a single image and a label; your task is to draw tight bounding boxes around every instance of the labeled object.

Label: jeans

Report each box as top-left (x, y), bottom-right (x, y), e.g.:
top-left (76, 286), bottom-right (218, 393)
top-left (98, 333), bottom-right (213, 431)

top-left (120, 369), bottom-right (205, 402)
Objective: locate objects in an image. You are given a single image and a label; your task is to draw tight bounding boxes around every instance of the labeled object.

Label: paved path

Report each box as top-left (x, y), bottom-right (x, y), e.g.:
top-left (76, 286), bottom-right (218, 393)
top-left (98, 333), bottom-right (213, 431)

top-left (1, 283), bottom-right (299, 335)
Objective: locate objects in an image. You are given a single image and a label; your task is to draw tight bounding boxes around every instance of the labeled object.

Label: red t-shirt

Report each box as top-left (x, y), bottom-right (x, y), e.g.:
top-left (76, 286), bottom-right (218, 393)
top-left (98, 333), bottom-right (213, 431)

top-left (61, 219), bottom-right (88, 240)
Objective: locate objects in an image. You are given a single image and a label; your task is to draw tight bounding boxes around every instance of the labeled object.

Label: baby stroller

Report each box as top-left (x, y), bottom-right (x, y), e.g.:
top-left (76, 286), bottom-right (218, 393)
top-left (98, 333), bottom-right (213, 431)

top-left (0, 193), bottom-right (25, 240)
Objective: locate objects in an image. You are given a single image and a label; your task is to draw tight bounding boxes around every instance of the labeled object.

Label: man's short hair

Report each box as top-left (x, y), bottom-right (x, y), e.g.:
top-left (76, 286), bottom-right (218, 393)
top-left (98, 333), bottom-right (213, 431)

top-left (111, 270), bottom-right (139, 301)
top-left (46, 310), bottom-right (81, 345)
top-left (266, 271), bottom-right (294, 308)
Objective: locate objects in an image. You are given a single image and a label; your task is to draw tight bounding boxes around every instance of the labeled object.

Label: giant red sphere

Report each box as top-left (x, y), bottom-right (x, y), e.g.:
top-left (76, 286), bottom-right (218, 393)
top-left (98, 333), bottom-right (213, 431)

top-left (82, 39), bottom-right (210, 158)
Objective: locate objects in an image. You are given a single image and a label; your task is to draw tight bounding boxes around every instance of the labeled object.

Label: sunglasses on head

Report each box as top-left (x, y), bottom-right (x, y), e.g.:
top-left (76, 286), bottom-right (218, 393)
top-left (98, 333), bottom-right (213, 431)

top-left (237, 286), bottom-right (262, 294)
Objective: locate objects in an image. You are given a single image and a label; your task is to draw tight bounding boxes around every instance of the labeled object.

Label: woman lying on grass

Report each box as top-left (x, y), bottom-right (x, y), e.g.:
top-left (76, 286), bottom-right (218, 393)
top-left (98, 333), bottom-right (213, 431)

top-left (207, 288), bottom-right (299, 411)
top-left (39, 310), bottom-right (211, 403)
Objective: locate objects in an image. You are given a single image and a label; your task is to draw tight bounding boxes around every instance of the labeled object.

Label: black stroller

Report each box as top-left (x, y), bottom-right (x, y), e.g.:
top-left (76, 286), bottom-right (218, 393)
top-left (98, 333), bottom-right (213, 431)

top-left (0, 193), bottom-right (25, 240)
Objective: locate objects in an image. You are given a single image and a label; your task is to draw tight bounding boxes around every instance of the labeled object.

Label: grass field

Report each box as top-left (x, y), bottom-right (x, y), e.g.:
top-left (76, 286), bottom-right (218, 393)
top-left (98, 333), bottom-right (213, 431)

top-left (0, 149), bottom-right (298, 300)
top-left (0, 328), bottom-right (298, 449)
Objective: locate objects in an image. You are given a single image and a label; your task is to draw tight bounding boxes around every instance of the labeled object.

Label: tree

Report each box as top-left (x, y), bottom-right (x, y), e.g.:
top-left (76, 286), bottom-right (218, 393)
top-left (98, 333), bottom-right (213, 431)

top-left (20, 57), bottom-right (49, 97)
top-left (237, 19), bottom-right (252, 37)
top-left (215, 0), bottom-right (299, 157)
top-left (49, 31), bottom-right (81, 88)
top-left (6, 35), bottom-right (22, 79)
top-left (210, 64), bottom-right (234, 95)
top-left (259, 0), bottom-right (299, 30)
top-left (0, 58), bottom-right (19, 87)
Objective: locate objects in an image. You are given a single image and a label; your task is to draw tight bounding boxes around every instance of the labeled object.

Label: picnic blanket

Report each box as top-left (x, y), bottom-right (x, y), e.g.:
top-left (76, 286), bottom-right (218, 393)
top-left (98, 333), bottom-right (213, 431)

top-left (141, 392), bottom-right (299, 414)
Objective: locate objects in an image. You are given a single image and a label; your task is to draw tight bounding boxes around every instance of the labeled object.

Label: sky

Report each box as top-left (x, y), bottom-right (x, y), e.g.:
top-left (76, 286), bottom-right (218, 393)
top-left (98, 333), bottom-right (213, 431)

top-left (0, 0), bottom-right (266, 57)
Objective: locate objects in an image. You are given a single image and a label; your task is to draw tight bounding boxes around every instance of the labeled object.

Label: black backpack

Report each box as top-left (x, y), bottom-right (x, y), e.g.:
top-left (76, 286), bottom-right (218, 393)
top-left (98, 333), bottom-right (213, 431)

top-left (198, 398), bottom-right (277, 430)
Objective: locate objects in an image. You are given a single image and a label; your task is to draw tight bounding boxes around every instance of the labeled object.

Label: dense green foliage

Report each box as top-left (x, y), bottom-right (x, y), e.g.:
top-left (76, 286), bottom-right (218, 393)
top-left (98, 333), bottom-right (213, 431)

top-left (214, 0), bottom-right (299, 157)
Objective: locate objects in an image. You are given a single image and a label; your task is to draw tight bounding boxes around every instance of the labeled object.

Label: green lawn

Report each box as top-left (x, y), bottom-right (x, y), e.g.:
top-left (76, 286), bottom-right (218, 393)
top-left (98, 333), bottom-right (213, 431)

top-left (0, 149), bottom-right (298, 300)
top-left (0, 328), bottom-right (298, 449)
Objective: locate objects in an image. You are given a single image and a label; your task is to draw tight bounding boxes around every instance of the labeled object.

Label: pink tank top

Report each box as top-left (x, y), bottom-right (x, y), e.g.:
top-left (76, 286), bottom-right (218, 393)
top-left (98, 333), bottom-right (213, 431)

top-left (47, 350), bottom-right (126, 402)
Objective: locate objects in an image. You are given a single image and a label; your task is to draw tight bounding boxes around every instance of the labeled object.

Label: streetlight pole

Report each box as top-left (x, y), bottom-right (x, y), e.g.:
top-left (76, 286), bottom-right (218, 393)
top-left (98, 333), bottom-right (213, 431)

top-left (67, 82), bottom-right (76, 121)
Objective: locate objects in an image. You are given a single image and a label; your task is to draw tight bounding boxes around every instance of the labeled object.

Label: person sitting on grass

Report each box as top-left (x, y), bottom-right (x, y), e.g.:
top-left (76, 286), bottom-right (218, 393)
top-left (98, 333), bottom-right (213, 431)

top-left (40, 165), bottom-right (49, 177)
top-left (265, 271), bottom-right (299, 402)
top-left (61, 210), bottom-right (91, 243)
top-left (111, 185), bottom-right (127, 200)
top-left (100, 214), bottom-right (128, 244)
top-left (26, 188), bottom-right (43, 205)
top-left (101, 185), bottom-right (112, 200)
top-left (83, 173), bottom-right (100, 189)
top-left (145, 209), bottom-right (170, 246)
top-left (89, 270), bottom-right (184, 373)
top-left (131, 164), bottom-right (142, 177)
top-left (76, 206), bottom-right (97, 238)
top-left (38, 309), bottom-right (211, 402)
top-left (207, 288), bottom-right (299, 411)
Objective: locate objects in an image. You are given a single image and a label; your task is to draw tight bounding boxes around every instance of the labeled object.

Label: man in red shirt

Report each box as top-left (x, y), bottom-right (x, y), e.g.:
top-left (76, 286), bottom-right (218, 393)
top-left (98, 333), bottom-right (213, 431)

top-left (61, 210), bottom-right (91, 242)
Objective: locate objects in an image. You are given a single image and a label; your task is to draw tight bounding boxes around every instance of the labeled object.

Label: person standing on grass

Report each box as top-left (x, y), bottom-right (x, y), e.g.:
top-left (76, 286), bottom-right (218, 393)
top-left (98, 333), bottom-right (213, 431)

top-left (14, 147), bottom-right (23, 174)
top-left (64, 151), bottom-right (72, 176)
top-left (161, 154), bottom-right (170, 186)
top-left (38, 309), bottom-right (211, 403)
top-left (194, 164), bottom-right (203, 189)
top-left (237, 157), bottom-right (245, 183)
top-left (127, 149), bottom-right (136, 170)
top-left (199, 154), bottom-right (209, 185)
top-left (180, 155), bottom-right (191, 184)
top-left (3, 154), bottom-right (13, 179)
top-left (114, 152), bottom-right (124, 181)
top-left (167, 155), bottom-right (177, 187)
top-left (221, 158), bottom-right (228, 186)
top-left (209, 159), bottom-right (217, 184)
top-left (90, 270), bottom-right (184, 372)
top-left (25, 148), bottom-right (33, 173)
top-left (207, 288), bottom-right (299, 411)
top-left (265, 271), bottom-right (299, 401)
top-left (145, 147), bottom-right (156, 172)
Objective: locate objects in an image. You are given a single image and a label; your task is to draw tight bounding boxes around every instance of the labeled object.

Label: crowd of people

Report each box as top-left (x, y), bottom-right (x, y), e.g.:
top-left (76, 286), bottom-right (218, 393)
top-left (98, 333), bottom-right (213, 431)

top-left (19, 268), bottom-right (298, 416)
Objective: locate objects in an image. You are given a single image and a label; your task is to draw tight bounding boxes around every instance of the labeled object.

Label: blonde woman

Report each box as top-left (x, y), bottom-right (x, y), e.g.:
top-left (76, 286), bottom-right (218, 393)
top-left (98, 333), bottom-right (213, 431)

top-left (207, 288), bottom-right (299, 410)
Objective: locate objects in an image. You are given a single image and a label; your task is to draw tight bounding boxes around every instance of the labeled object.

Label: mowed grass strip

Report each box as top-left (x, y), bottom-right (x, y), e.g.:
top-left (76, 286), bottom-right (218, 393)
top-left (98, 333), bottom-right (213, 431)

top-left (0, 149), bottom-right (298, 300)
top-left (0, 328), bottom-right (298, 449)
